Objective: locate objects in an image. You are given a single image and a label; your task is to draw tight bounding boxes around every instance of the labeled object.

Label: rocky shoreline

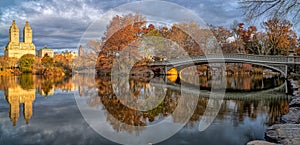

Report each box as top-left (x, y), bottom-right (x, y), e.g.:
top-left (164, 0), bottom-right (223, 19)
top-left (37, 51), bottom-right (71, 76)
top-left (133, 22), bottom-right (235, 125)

top-left (248, 76), bottom-right (300, 145)
top-left (264, 78), bottom-right (300, 145)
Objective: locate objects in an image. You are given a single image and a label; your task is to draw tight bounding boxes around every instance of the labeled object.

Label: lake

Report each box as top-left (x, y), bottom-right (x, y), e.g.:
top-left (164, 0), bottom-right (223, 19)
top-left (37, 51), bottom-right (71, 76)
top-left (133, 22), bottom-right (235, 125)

top-left (0, 74), bottom-right (289, 145)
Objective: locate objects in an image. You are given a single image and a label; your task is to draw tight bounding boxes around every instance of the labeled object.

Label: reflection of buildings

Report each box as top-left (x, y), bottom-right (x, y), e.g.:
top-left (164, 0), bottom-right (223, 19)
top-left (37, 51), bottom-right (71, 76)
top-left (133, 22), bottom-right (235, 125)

top-left (5, 86), bottom-right (35, 126)
top-left (0, 75), bottom-right (78, 126)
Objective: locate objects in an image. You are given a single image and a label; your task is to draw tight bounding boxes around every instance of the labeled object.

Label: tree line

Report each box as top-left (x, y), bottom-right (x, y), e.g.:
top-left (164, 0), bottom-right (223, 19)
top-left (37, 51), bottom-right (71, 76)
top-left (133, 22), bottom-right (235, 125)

top-left (0, 53), bottom-right (73, 76)
top-left (92, 13), bottom-right (299, 74)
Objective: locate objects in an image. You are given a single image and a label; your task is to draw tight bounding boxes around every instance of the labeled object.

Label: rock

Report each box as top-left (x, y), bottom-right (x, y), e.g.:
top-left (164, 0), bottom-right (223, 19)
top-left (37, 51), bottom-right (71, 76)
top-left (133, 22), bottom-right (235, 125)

top-left (290, 97), bottom-right (300, 107)
top-left (247, 140), bottom-right (275, 145)
top-left (294, 91), bottom-right (300, 96)
top-left (281, 107), bottom-right (300, 123)
top-left (265, 124), bottom-right (300, 144)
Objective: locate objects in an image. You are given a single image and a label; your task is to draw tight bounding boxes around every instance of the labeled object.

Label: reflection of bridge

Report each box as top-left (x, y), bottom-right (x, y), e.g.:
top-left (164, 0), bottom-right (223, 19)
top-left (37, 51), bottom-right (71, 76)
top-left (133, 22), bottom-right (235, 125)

top-left (150, 79), bottom-right (288, 100)
top-left (149, 54), bottom-right (300, 77)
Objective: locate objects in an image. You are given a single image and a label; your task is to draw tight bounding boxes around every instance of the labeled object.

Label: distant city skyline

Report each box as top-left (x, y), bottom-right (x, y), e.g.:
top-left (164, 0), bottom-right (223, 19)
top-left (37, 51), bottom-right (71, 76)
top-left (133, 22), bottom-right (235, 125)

top-left (0, 0), bottom-right (299, 56)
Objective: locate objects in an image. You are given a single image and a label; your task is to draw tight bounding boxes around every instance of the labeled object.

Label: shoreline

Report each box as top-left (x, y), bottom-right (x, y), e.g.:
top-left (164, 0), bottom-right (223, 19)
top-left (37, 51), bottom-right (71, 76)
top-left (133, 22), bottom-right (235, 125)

top-left (248, 74), bottom-right (300, 145)
top-left (264, 75), bottom-right (300, 144)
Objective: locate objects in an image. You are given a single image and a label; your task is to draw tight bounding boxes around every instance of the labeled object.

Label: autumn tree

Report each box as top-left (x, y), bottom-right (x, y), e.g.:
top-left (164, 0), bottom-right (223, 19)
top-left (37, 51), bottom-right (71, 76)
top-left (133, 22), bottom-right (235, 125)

top-left (162, 22), bottom-right (210, 56)
top-left (53, 54), bottom-right (72, 75)
top-left (230, 22), bottom-right (259, 54)
top-left (296, 39), bottom-right (300, 55)
top-left (41, 54), bottom-right (54, 70)
top-left (251, 32), bottom-right (272, 55)
top-left (136, 24), bottom-right (185, 62)
top-left (230, 21), bottom-right (246, 53)
top-left (96, 13), bottom-right (148, 74)
top-left (19, 54), bottom-right (36, 73)
top-left (54, 54), bottom-right (67, 67)
top-left (209, 25), bottom-right (233, 47)
top-left (263, 18), bottom-right (298, 55)
top-left (209, 25), bottom-right (233, 53)
top-left (0, 56), bottom-right (9, 70)
top-left (8, 57), bottom-right (18, 69)
top-left (87, 39), bottom-right (101, 54)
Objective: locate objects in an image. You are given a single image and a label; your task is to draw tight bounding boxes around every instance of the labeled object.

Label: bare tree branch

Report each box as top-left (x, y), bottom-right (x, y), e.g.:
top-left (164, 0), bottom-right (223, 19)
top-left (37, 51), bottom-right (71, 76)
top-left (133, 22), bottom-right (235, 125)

top-left (240, 0), bottom-right (300, 23)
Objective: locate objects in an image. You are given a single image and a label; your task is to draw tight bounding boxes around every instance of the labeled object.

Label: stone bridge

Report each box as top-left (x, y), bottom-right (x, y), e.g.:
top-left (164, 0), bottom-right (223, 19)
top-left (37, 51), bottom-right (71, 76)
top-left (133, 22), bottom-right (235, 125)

top-left (149, 53), bottom-right (300, 78)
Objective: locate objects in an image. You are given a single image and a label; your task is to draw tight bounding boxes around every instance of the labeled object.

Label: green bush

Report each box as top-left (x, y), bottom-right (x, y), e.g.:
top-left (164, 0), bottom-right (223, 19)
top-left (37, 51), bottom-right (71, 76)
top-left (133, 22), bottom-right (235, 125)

top-left (19, 54), bottom-right (35, 73)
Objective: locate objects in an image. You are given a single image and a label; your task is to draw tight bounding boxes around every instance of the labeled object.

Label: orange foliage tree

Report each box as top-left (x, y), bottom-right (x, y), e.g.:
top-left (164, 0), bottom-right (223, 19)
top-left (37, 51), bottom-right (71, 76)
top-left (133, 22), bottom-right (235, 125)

top-left (209, 25), bottom-right (234, 53)
top-left (263, 18), bottom-right (298, 55)
top-left (96, 13), bottom-right (148, 74)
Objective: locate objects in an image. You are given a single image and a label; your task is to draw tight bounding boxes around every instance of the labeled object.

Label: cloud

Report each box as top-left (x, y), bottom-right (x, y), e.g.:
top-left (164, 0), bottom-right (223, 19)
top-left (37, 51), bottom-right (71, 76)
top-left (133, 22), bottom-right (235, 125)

top-left (0, 0), bottom-right (105, 51)
top-left (2, 0), bottom-right (294, 56)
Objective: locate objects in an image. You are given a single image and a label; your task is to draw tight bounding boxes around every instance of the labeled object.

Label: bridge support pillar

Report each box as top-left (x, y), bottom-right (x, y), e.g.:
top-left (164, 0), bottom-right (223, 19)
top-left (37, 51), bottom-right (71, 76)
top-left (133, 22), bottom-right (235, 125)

top-left (285, 80), bottom-right (288, 94)
top-left (285, 65), bottom-right (288, 79)
top-left (285, 65), bottom-right (288, 94)
top-left (165, 66), bottom-right (168, 75)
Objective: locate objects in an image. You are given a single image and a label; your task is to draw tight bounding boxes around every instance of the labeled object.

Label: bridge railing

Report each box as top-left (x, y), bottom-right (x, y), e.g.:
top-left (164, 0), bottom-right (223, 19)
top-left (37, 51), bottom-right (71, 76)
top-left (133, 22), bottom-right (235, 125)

top-left (295, 57), bottom-right (300, 63)
top-left (223, 53), bottom-right (288, 62)
top-left (149, 53), bottom-right (300, 65)
top-left (175, 54), bottom-right (289, 64)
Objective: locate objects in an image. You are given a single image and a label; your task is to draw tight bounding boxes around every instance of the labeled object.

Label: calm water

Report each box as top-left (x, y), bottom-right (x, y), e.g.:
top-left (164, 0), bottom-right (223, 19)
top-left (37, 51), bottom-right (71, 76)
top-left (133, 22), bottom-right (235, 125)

top-left (0, 74), bottom-right (289, 145)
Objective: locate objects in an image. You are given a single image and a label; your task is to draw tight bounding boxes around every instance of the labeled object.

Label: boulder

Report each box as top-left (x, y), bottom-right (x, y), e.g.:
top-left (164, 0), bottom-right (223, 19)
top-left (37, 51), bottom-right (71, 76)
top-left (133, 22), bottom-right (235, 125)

top-left (265, 124), bottom-right (300, 144)
top-left (290, 97), bottom-right (300, 107)
top-left (247, 140), bottom-right (275, 145)
top-left (281, 107), bottom-right (300, 123)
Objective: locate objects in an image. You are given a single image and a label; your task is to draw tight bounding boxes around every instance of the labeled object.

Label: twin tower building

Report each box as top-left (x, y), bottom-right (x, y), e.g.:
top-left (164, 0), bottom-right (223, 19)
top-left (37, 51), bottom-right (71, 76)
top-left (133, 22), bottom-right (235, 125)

top-left (4, 20), bottom-right (35, 59)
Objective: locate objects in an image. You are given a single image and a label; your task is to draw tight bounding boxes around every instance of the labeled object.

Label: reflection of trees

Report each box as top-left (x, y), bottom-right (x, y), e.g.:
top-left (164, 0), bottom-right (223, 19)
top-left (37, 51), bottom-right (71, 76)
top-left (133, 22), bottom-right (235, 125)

top-left (265, 98), bottom-right (289, 125)
top-left (181, 66), bottom-right (284, 92)
top-left (34, 75), bottom-right (74, 96)
top-left (41, 78), bottom-right (54, 96)
top-left (18, 74), bottom-right (34, 90)
top-left (186, 98), bottom-right (208, 128)
top-left (90, 76), bottom-right (209, 132)
top-left (95, 76), bottom-right (178, 130)
top-left (217, 97), bottom-right (289, 126)
top-left (78, 74), bottom-right (289, 133)
top-left (0, 76), bottom-right (18, 92)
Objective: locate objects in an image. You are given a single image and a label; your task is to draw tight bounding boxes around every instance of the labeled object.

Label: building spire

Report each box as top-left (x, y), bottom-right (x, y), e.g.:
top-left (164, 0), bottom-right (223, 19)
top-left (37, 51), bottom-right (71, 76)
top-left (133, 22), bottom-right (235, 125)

top-left (25, 20), bottom-right (30, 28)
top-left (23, 20), bottom-right (32, 43)
top-left (8, 19), bottom-right (19, 43)
top-left (10, 19), bottom-right (19, 29)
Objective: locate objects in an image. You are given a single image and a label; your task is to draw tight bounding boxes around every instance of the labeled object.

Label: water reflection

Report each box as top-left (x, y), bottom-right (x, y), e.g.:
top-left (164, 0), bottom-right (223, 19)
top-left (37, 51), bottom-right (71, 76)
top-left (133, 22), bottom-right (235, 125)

top-left (6, 79), bottom-right (35, 126)
top-left (181, 73), bottom-right (284, 92)
top-left (78, 75), bottom-right (289, 133)
top-left (97, 76), bottom-right (179, 127)
top-left (0, 74), bottom-right (76, 126)
top-left (0, 73), bottom-right (290, 144)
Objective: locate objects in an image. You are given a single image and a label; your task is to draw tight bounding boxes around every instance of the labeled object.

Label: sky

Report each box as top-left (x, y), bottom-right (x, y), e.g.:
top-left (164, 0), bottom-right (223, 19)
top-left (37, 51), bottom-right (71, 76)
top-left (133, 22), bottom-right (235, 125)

top-left (0, 0), bottom-right (298, 55)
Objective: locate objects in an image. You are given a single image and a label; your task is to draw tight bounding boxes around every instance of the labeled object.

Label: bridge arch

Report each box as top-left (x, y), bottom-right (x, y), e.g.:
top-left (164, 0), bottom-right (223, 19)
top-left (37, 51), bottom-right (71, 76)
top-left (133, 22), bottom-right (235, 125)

top-left (150, 53), bottom-right (300, 78)
top-left (165, 58), bottom-right (288, 78)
